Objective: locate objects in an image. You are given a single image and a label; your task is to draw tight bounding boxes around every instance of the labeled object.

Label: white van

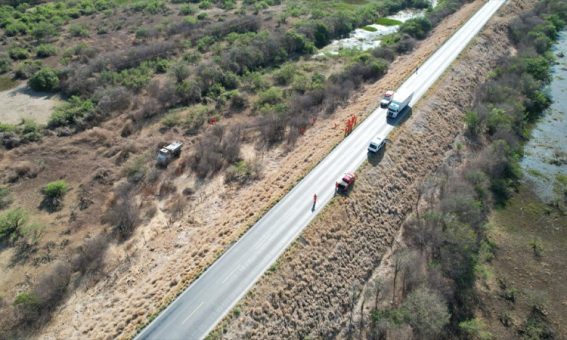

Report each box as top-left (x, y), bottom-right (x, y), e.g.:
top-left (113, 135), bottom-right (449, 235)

top-left (368, 136), bottom-right (384, 153)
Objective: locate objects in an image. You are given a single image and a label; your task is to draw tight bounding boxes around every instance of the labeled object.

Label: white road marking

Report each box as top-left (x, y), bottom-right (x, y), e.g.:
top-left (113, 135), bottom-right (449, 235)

top-left (182, 302), bottom-right (203, 324)
top-left (222, 265), bottom-right (241, 284)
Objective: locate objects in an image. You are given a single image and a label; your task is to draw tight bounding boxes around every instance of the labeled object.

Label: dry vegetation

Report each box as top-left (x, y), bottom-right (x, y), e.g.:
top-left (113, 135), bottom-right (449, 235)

top-left (215, 0), bottom-right (566, 338)
top-left (0, 0), bottom-right (490, 337)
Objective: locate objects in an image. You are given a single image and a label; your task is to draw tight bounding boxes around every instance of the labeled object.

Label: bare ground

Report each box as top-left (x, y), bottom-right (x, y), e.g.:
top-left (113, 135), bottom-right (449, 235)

top-left (0, 82), bottom-right (61, 125)
top-left (217, 0), bottom-right (539, 338)
top-left (0, 1), bottom-right (490, 339)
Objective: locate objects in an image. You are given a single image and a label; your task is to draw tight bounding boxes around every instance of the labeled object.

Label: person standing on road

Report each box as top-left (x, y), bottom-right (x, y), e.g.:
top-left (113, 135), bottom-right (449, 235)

top-left (312, 194), bottom-right (317, 211)
top-left (415, 66), bottom-right (419, 74)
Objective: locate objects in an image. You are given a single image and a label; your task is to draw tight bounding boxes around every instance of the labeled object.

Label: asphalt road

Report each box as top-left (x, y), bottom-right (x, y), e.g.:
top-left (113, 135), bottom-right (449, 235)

top-left (136, 1), bottom-right (505, 338)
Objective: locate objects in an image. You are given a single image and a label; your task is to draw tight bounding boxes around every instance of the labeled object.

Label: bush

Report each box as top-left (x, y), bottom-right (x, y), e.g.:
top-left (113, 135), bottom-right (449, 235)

top-left (273, 63), bottom-right (296, 86)
top-left (225, 159), bottom-right (262, 185)
top-left (0, 55), bottom-right (11, 74)
top-left (29, 68), bottom-right (59, 92)
top-left (31, 22), bottom-right (57, 41)
top-left (0, 187), bottom-right (11, 209)
top-left (103, 183), bottom-right (140, 240)
top-left (400, 17), bottom-right (432, 40)
top-left (14, 60), bottom-right (42, 80)
top-left (69, 24), bottom-right (90, 37)
top-left (0, 208), bottom-right (28, 244)
top-left (256, 87), bottom-right (284, 108)
top-left (41, 180), bottom-right (69, 211)
top-left (48, 96), bottom-right (96, 129)
top-left (9, 47), bottom-right (29, 60)
top-left (36, 44), bottom-right (57, 58)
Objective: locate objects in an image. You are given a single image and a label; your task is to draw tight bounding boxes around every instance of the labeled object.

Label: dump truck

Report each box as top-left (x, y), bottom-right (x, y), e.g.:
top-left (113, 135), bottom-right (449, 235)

top-left (157, 141), bottom-right (182, 166)
top-left (380, 90), bottom-right (395, 108)
top-left (387, 89), bottom-right (413, 119)
top-left (336, 172), bottom-right (356, 194)
top-left (367, 136), bottom-right (385, 153)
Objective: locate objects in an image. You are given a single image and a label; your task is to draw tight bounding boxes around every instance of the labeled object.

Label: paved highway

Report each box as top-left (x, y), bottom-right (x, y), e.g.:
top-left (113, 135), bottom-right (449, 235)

top-left (136, 0), bottom-right (505, 338)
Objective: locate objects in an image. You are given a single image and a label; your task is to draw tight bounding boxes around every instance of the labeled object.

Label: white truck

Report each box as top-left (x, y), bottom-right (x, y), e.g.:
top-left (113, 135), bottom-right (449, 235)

top-left (367, 136), bottom-right (385, 153)
top-left (387, 89), bottom-right (414, 119)
top-left (157, 141), bottom-right (183, 166)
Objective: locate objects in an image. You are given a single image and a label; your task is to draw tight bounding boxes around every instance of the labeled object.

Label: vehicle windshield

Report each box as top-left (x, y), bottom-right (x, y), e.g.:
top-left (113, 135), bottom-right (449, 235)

top-left (389, 103), bottom-right (399, 112)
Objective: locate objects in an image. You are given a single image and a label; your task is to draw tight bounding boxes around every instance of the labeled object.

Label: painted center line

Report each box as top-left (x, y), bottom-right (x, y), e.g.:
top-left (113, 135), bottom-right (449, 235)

top-left (222, 265), bottom-right (241, 284)
top-left (182, 302), bottom-right (204, 324)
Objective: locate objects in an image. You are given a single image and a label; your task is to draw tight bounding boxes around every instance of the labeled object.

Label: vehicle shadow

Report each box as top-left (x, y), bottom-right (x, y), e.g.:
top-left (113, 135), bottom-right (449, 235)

top-left (367, 145), bottom-right (386, 166)
top-left (386, 106), bottom-right (413, 126)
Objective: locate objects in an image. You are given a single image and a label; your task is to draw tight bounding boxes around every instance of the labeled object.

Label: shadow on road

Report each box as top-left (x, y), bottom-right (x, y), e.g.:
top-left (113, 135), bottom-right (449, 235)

top-left (367, 145), bottom-right (386, 166)
top-left (386, 106), bottom-right (413, 126)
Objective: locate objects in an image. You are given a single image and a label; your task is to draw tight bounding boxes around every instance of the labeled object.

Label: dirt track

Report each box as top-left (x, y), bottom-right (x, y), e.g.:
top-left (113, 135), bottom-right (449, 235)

top-left (218, 0), bottom-right (538, 337)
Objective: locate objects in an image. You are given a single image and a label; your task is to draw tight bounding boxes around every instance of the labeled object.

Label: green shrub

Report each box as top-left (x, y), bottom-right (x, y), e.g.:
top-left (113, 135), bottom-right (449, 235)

top-left (69, 24), bottom-right (90, 37)
top-left (0, 55), bottom-right (10, 74)
top-left (400, 17), bottom-right (432, 40)
top-left (179, 4), bottom-right (195, 15)
top-left (41, 179), bottom-right (68, 208)
top-left (31, 22), bottom-right (58, 41)
top-left (273, 63), bottom-right (296, 85)
top-left (18, 119), bottom-right (42, 143)
top-left (13, 292), bottom-right (40, 311)
top-left (465, 111), bottom-right (481, 136)
top-left (0, 208), bottom-right (28, 243)
top-left (362, 25), bottom-right (377, 32)
top-left (36, 44), bottom-right (57, 58)
top-left (42, 180), bottom-right (69, 200)
top-left (256, 87), bottom-right (283, 107)
top-left (225, 160), bottom-right (262, 185)
top-left (48, 96), bottom-right (95, 128)
top-left (5, 21), bottom-right (28, 36)
top-left (161, 112), bottom-right (181, 128)
top-left (182, 104), bottom-right (210, 135)
top-left (9, 47), bottom-right (29, 60)
top-left (198, 0), bottom-right (211, 9)
top-left (29, 68), bottom-right (59, 92)
top-left (0, 187), bottom-right (12, 210)
top-left (155, 59), bottom-right (169, 73)
top-left (197, 12), bottom-right (207, 20)
top-left (14, 60), bottom-right (42, 80)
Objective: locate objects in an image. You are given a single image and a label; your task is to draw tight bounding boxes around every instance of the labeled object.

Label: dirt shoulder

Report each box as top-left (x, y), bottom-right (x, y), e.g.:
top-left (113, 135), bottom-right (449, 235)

top-left (216, 0), bottom-right (537, 337)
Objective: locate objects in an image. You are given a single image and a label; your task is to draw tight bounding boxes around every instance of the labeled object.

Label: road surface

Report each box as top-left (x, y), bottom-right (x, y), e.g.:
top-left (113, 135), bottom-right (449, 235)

top-left (136, 0), bottom-right (505, 338)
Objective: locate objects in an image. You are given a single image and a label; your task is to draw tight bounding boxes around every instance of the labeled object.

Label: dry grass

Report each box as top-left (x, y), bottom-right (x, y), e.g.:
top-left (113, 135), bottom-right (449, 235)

top-left (217, 0), bottom-right (537, 337)
top-left (0, 0), bottom-right (510, 338)
top-left (477, 187), bottom-right (567, 338)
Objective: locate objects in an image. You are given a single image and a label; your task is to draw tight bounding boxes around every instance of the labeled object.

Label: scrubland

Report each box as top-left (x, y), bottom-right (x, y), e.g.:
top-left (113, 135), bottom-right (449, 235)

top-left (216, 0), bottom-right (567, 338)
top-left (0, 0), bottom-right (490, 338)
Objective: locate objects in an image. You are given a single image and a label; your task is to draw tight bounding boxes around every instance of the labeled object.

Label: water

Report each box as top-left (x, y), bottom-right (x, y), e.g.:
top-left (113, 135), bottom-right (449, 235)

top-left (521, 31), bottom-right (567, 203)
top-left (315, 8), bottom-right (428, 57)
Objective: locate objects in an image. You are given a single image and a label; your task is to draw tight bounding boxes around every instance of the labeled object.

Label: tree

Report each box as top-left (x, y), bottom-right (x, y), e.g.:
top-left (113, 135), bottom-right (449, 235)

top-left (29, 68), bottom-right (59, 92)
top-left (402, 287), bottom-right (449, 338)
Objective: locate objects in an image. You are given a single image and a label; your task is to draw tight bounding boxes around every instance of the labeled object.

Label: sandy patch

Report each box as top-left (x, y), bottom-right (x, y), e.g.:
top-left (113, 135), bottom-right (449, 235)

top-left (0, 82), bottom-right (61, 125)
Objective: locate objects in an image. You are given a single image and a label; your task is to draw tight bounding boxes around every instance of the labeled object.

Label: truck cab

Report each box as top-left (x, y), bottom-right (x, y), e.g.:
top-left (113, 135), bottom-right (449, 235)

top-left (367, 136), bottom-right (384, 153)
top-left (336, 172), bottom-right (356, 194)
top-left (387, 90), bottom-right (414, 119)
top-left (157, 142), bottom-right (183, 167)
top-left (380, 91), bottom-right (395, 108)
